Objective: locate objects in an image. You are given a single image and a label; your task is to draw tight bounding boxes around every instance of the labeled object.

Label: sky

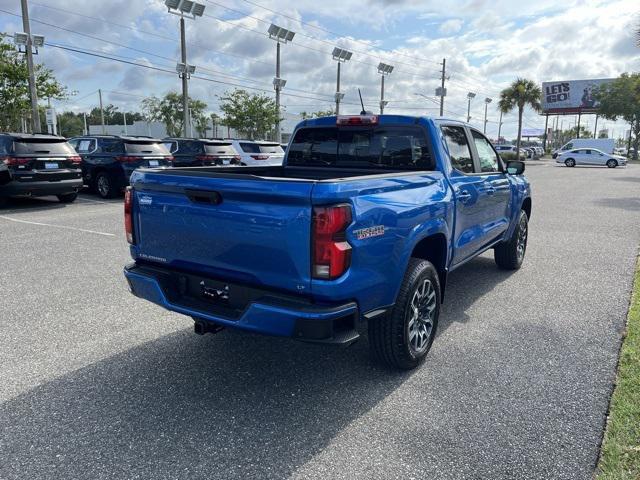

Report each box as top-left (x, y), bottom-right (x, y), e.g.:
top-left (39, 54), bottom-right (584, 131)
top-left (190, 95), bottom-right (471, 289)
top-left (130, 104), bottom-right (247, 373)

top-left (1, 0), bottom-right (639, 139)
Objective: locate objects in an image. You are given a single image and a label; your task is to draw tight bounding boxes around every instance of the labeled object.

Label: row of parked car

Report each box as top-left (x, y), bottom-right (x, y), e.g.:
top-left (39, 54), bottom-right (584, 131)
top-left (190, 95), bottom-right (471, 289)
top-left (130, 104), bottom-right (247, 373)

top-left (494, 144), bottom-right (543, 159)
top-left (0, 133), bottom-right (287, 204)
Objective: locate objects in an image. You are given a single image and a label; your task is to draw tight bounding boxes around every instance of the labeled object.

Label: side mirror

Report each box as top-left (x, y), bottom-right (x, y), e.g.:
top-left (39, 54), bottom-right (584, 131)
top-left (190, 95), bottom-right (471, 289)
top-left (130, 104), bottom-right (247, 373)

top-left (506, 160), bottom-right (525, 175)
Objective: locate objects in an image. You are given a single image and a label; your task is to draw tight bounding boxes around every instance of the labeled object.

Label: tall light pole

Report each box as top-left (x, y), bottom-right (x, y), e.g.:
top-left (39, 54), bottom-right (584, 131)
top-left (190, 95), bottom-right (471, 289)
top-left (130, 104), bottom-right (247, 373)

top-left (17, 0), bottom-right (44, 133)
top-left (332, 47), bottom-right (352, 116)
top-left (165, 0), bottom-right (206, 138)
top-left (377, 63), bottom-right (394, 115)
top-left (483, 97), bottom-right (492, 134)
top-left (268, 24), bottom-right (295, 143)
top-left (466, 92), bottom-right (476, 123)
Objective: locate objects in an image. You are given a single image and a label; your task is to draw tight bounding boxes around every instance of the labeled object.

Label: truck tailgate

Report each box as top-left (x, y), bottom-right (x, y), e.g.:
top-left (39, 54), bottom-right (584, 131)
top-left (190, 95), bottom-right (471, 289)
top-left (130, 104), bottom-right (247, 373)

top-left (130, 171), bottom-right (314, 295)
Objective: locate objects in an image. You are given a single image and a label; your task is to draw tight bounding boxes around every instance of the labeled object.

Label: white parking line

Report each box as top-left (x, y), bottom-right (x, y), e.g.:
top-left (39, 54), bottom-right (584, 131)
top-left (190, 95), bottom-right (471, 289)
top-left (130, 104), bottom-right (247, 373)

top-left (0, 215), bottom-right (116, 237)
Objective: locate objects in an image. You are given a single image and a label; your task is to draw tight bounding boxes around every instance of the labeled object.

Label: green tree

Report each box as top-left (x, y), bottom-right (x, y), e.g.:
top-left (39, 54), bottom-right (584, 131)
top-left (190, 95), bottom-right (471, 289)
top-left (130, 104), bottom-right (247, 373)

top-left (219, 89), bottom-right (279, 140)
top-left (0, 36), bottom-right (67, 131)
top-left (141, 92), bottom-right (207, 137)
top-left (86, 104), bottom-right (144, 128)
top-left (498, 78), bottom-right (542, 159)
top-left (595, 73), bottom-right (640, 160)
top-left (300, 108), bottom-right (335, 119)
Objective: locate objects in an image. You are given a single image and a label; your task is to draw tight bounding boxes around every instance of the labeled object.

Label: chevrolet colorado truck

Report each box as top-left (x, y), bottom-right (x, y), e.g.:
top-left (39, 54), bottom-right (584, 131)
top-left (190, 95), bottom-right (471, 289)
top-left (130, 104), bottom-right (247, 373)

top-left (123, 115), bottom-right (531, 369)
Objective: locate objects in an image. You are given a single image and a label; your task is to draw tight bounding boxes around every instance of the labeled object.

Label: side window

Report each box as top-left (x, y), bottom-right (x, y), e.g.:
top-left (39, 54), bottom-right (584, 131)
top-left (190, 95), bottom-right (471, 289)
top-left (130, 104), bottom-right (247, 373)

top-left (441, 126), bottom-right (474, 173)
top-left (76, 139), bottom-right (96, 153)
top-left (68, 139), bottom-right (79, 150)
top-left (101, 139), bottom-right (124, 154)
top-left (585, 149), bottom-right (591, 155)
top-left (565, 143), bottom-right (573, 149)
top-left (471, 130), bottom-right (500, 173)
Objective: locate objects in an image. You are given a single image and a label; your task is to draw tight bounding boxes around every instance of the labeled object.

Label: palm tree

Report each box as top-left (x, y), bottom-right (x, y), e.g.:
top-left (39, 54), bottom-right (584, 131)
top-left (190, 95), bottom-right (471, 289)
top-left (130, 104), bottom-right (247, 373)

top-left (498, 78), bottom-right (542, 159)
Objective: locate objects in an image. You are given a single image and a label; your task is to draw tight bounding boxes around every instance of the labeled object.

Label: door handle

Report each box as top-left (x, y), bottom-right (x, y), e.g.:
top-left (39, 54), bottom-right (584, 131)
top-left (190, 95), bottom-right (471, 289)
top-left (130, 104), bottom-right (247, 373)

top-left (457, 189), bottom-right (472, 203)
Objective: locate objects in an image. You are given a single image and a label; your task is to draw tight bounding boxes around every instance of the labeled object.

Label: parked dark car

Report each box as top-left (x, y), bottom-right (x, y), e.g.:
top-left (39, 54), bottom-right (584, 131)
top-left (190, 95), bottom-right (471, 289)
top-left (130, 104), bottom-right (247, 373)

top-left (161, 138), bottom-right (241, 167)
top-left (0, 133), bottom-right (83, 206)
top-left (68, 135), bottom-right (173, 198)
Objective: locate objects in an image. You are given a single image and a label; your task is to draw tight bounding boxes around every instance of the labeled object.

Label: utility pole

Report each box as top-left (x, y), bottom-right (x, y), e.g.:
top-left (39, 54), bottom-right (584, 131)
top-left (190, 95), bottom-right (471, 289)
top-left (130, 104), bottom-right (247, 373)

top-left (275, 40), bottom-right (281, 141)
top-left (180, 17), bottom-right (189, 138)
top-left (543, 113), bottom-right (549, 150)
top-left (20, 0), bottom-right (41, 133)
top-left (123, 111), bottom-right (128, 135)
top-left (577, 110), bottom-right (582, 138)
top-left (83, 112), bottom-right (88, 135)
top-left (593, 114), bottom-right (598, 139)
top-left (336, 61), bottom-right (341, 115)
top-left (380, 75), bottom-right (385, 114)
top-left (439, 58), bottom-right (446, 117)
top-left (98, 89), bottom-right (106, 134)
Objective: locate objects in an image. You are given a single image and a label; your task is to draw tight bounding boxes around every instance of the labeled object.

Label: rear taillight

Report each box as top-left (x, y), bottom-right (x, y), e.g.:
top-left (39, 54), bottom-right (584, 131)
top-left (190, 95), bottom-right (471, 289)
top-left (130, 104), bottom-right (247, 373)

top-left (124, 187), bottom-right (135, 245)
top-left (250, 155), bottom-right (269, 160)
top-left (195, 154), bottom-right (219, 164)
top-left (312, 204), bottom-right (352, 280)
top-left (1, 156), bottom-right (29, 166)
top-left (165, 156), bottom-right (174, 162)
top-left (116, 156), bottom-right (138, 163)
top-left (69, 155), bottom-right (82, 164)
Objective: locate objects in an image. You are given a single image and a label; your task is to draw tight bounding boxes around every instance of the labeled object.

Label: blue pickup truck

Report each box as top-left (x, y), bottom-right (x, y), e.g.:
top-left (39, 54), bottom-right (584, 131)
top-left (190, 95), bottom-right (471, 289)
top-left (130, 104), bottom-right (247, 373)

top-left (123, 114), bottom-right (531, 369)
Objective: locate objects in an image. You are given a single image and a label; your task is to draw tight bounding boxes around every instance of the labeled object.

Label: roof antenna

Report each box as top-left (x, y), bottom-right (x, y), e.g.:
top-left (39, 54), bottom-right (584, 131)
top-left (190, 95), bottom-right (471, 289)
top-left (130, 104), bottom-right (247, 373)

top-left (358, 88), bottom-right (366, 115)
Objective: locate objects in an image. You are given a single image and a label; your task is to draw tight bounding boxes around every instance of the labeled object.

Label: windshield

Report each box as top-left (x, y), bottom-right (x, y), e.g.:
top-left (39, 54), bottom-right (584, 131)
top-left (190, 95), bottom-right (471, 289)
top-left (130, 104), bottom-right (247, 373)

top-left (124, 141), bottom-right (170, 155)
top-left (14, 139), bottom-right (76, 155)
top-left (259, 144), bottom-right (284, 154)
top-left (287, 126), bottom-right (434, 170)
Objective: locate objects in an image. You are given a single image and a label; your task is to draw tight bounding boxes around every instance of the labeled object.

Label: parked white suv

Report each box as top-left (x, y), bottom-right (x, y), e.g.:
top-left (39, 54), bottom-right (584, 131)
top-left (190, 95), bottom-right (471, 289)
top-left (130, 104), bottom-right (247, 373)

top-left (230, 140), bottom-right (285, 166)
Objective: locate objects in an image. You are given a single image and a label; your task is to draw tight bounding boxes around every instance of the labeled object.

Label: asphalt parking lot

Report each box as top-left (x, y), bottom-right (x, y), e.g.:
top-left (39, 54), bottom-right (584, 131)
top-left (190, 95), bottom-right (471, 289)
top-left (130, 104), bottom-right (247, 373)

top-left (1, 161), bottom-right (639, 480)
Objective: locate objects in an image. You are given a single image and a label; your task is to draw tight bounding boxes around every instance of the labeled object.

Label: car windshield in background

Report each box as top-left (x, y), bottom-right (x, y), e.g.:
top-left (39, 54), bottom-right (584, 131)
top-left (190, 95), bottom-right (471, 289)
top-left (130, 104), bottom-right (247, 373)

top-left (204, 143), bottom-right (236, 155)
top-left (124, 142), bottom-right (169, 155)
top-left (14, 140), bottom-right (76, 155)
top-left (287, 126), bottom-right (434, 170)
top-left (163, 141), bottom-right (178, 153)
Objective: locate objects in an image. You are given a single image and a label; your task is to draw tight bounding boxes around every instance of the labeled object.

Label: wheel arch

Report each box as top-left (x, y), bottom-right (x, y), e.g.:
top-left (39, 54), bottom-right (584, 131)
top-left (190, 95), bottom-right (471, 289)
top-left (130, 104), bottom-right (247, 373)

top-left (409, 232), bottom-right (449, 302)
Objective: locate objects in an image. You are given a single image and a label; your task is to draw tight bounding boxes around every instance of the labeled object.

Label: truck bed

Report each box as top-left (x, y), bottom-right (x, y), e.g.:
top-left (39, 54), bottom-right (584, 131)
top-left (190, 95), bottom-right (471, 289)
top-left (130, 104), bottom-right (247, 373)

top-left (148, 165), bottom-right (414, 181)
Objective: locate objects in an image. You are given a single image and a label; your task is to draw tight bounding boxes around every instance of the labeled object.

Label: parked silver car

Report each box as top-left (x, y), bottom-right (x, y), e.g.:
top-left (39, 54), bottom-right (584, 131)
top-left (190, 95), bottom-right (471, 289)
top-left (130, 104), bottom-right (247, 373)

top-left (556, 148), bottom-right (627, 168)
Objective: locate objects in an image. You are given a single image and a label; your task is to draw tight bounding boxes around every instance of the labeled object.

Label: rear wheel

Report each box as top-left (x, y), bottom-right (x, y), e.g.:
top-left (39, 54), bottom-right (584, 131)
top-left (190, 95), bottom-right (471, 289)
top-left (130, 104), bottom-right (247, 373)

top-left (57, 192), bottom-right (78, 203)
top-left (565, 158), bottom-right (576, 167)
top-left (94, 172), bottom-right (117, 199)
top-left (369, 258), bottom-right (440, 370)
top-left (494, 209), bottom-right (528, 270)
top-left (606, 159), bottom-right (617, 168)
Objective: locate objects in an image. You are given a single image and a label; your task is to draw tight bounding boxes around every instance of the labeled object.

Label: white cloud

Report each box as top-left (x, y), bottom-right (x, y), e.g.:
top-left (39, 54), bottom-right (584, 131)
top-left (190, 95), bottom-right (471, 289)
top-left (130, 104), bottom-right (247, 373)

top-left (439, 19), bottom-right (464, 35)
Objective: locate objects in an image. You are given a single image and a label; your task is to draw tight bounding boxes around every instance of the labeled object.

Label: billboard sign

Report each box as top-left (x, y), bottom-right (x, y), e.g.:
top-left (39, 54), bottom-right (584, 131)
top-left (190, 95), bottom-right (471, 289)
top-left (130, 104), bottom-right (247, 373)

top-left (542, 78), bottom-right (615, 114)
top-left (521, 128), bottom-right (545, 137)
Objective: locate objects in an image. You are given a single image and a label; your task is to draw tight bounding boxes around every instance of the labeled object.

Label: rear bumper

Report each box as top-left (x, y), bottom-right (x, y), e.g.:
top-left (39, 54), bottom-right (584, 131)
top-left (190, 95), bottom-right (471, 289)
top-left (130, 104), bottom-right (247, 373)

top-left (124, 262), bottom-right (360, 344)
top-left (0, 177), bottom-right (83, 197)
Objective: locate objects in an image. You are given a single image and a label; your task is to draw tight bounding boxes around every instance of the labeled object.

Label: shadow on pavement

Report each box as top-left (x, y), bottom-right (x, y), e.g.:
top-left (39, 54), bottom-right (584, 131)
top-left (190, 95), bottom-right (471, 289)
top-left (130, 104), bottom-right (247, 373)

top-left (592, 197), bottom-right (640, 212)
top-left (0, 255), bottom-right (515, 480)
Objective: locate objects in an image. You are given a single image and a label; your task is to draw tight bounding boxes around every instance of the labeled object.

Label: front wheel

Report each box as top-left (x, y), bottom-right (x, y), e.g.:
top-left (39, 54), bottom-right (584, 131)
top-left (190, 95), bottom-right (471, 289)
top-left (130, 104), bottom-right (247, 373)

top-left (565, 158), bottom-right (576, 167)
top-left (606, 159), bottom-right (617, 168)
top-left (494, 209), bottom-right (528, 270)
top-left (369, 258), bottom-right (440, 370)
top-left (57, 192), bottom-right (78, 203)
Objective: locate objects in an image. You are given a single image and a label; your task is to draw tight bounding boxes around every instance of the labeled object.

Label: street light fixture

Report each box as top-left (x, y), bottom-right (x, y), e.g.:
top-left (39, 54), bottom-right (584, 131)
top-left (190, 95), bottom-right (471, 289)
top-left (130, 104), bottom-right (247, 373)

top-left (268, 23), bottom-right (295, 142)
top-left (377, 62), bottom-right (394, 114)
top-left (466, 92), bottom-right (476, 123)
top-left (13, 32), bottom-right (28, 45)
top-left (332, 47), bottom-right (353, 115)
top-left (164, 0), bottom-right (206, 137)
top-left (483, 97), bottom-right (492, 134)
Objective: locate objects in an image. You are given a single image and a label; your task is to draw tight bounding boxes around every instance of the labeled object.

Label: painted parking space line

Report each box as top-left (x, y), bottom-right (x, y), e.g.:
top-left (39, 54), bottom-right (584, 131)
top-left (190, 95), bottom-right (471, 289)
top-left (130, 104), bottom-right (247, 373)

top-left (0, 215), bottom-right (116, 237)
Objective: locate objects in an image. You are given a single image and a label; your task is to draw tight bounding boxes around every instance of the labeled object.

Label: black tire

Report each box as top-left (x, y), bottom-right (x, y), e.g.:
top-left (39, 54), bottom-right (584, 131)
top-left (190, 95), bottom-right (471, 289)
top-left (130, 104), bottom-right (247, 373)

top-left (56, 192), bottom-right (78, 203)
top-left (565, 158), bottom-right (576, 167)
top-left (94, 172), bottom-right (117, 199)
top-left (369, 258), bottom-right (440, 370)
top-left (606, 159), bottom-right (617, 168)
top-left (494, 209), bottom-right (528, 270)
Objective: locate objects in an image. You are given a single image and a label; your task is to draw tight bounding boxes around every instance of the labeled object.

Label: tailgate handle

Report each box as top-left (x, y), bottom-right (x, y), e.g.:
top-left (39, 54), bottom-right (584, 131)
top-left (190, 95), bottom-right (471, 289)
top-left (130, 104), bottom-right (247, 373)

top-left (185, 189), bottom-right (222, 205)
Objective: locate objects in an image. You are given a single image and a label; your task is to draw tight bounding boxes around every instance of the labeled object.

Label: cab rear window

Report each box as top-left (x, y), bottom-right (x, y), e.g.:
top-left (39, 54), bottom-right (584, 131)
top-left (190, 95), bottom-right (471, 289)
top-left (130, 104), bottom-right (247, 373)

top-left (124, 142), bottom-right (170, 155)
top-left (14, 140), bottom-right (75, 155)
top-left (288, 126), bottom-right (434, 170)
